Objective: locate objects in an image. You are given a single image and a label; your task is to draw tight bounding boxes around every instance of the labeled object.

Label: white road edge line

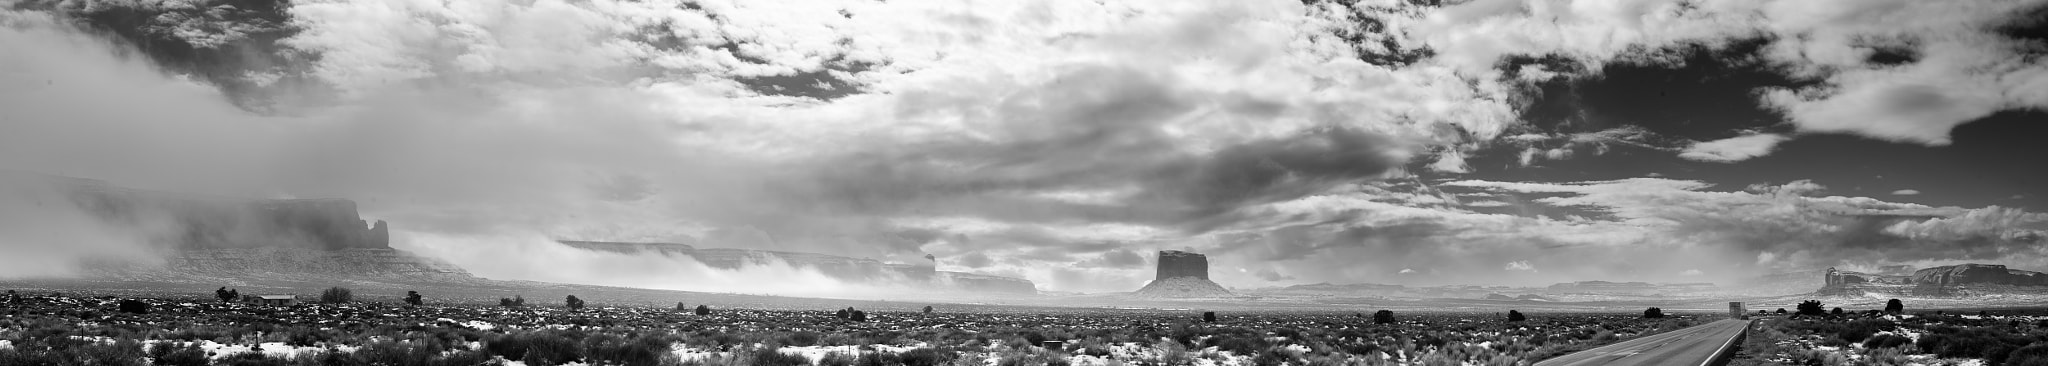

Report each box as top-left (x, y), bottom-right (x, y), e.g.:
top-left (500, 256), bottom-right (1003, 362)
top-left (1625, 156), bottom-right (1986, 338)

top-left (1698, 320), bottom-right (1747, 366)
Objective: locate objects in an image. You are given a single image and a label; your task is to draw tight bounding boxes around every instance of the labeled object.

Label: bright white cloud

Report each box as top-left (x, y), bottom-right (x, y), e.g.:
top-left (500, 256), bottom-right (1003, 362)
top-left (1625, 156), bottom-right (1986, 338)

top-left (1680, 133), bottom-right (1789, 162)
top-left (1406, 0), bottom-right (2048, 145)
top-left (1893, 189), bottom-right (1922, 196)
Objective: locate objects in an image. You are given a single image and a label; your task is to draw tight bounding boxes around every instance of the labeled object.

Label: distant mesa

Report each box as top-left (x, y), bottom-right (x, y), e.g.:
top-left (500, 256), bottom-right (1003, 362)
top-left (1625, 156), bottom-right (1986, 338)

top-left (2, 172), bottom-right (469, 279)
top-left (1130, 250), bottom-right (1233, 298)
top-left (554, 240), bottom-right (1036, 294)
top-left (1818, 264), bottom-right (2048, 297)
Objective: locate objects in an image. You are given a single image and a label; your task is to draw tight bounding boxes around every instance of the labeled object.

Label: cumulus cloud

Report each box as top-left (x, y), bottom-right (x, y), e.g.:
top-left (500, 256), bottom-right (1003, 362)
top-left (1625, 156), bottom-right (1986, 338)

top-left (1505, 260), bottom-right (1537, 272)
top-left (1405, 0), bottom-right (2048, 145)
top-left (1680, 133), bottom-right (1789, 162)
top-left (1894, 189), bottom-right (1922, 196)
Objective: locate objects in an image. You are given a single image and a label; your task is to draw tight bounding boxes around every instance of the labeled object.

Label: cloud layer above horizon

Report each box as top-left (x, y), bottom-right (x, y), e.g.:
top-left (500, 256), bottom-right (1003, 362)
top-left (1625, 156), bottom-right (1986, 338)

top-left (2, 0), bottom-right (2045, 291)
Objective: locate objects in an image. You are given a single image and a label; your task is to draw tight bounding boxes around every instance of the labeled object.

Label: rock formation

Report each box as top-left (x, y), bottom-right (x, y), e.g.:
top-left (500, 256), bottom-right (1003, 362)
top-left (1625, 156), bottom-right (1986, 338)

top-left (1817, 264), bottom-right (2048, 296)
top-left (7, 172), bottom-right (466, 279)
top-left (1156, 250), bottom-right (1209, 280)
top-left (554, 240), bottom-right (1035, 294)
top-left (1131, 250), bottom-right (1233, 298)
top-left (27, 173), bottom-right (391, 250)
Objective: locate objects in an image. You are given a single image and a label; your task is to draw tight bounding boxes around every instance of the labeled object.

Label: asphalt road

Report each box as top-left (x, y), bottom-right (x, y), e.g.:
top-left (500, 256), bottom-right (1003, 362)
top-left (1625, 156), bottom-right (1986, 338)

top-left (1535, 319), bottom-right (1751, 366)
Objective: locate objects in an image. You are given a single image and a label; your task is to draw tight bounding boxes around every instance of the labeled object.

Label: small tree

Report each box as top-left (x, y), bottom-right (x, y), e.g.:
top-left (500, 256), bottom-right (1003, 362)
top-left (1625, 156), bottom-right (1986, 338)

top-left (923, 306), bottom-right (934, 314)
top-left (1776, 308), bottom-right (1786, 314)
top-left (500, 295), bottom-right (526, 307)
top-left (320, 287), bottom-right (353, 304)
top-left (227, 289), bottom-right (239, 302)
top-left (1372, 310), bottom-right (1395, 324)
top-left (1508, 310), bottom-right (1526, 322)
top-left (1203, 311), bottom-right (1217, 323)
top-left (1831, 307), bottom-right (1844, 316)
top-left (1796, 300), bottom-right (1825, 316)
top-left (215, 287), bottom-right (234, 302)
top-left (404, 291), bottom-right (423, 306)
top-left (850, 310), bottom-right (867, 322)
top-left (836, 308), bottom-right (850, 319)
top-left (1885, 299), bottom-right (1904, 314)
top-left (1643, 307), bottom-right (1666, 318)
top-left (565, 295), bottom-right (585, 310)
top-left (695, 304), bottom-right (710, 315)
top-left (676, 302), bottom-right (687, 311)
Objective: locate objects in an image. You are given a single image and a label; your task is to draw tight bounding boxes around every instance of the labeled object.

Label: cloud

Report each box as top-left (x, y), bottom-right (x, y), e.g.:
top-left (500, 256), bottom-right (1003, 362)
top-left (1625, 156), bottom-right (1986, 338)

top-left (1893, 189), bottom-right (1922, 196)
top-left (1406, 0), bottom-right (2048, 145)
top-left (1680, 133), bottom-right (1790, 163)
top-left (1254, 269), bottom-right (1294, 281)
top-left (10, 0), bottom-right (2047, 292)
top-left (1505, 260), bottom-right (1537, 272)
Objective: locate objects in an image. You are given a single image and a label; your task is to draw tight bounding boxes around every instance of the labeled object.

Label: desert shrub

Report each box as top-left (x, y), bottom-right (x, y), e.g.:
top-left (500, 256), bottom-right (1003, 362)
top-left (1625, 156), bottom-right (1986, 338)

top-left (1021, 331), bottom-right (1048, 346)
top-left (2008, 343), bottom-right (2048, 366)
top-left (486, 331), bottom-right (583, 364)
top-left (320, 287), bottom-right (352, 304)
top-left (353, 340), bottom-right (438, 365)
top-left (149, 341), bottom-right (209, 366)
top-left (1795, 300), bottom-right (1825, 316)
top-left (1373, 310), bottom-right (1395, 324)
top-left (1507, 310), bottom-right (1526, 322)
top-left (901, 348), bottom-right (952, 366)
top-left (500, 295), bottom-right (526, 307)
top-left (819, 351), bottom-right (857, 366)
top-left (851, 310), bottom-right (868, 322)
top-left (215, 352), bottom-right (280, 366)
top-left (1642, 308), bottom-right (1665, 319)
top-left (432, 350), bottom-right (493, 366)
top-left (287, 350), bottom-right (361, 366)
top-left (1252, 345), bottom-right (1299, 366)
top-left (1916, 327), bottom-right (2033, 361)
top-left (1214, 335), bottom-right (1270, 355)
top-left (1885, 299), bottom-right (1904, 314)
top-left (566, 295), bottom-right (586, 310)
top-left (858, 351), bottom-right (904, 366)
top-left (1776, 308), bottom-right (1787, 314)
top-left (746, 348), bottom-right (810, 366)
top-left (1836, 318), bottom-right (1894, 343)
top-left (1863, 334), bottom-right (1911, 349)
top-left (785, 331), bottom-right (823, 347)
top-left (404, 291), bottom-right (422, 306)
top-left (1204, 312), bottom-right (1217, 323)
top-left (585, 333), bottom-right (673, 366)
top-left (696, 305), bottom-right (710, 315)
top-left (924, 306), bottom-right (934, 313)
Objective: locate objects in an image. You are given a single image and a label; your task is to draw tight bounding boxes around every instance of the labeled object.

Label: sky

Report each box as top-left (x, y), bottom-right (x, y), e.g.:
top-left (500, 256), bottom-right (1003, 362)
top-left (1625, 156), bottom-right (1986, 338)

top-left (1, 0), bottom-right (2045, 292)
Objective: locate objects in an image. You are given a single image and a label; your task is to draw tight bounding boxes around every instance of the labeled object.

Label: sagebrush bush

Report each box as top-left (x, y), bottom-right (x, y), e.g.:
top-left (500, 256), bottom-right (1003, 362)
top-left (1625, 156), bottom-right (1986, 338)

top-left (320, 287), bottom-right (352, 304)
top-left (750, 348), bottom-right (811, 366)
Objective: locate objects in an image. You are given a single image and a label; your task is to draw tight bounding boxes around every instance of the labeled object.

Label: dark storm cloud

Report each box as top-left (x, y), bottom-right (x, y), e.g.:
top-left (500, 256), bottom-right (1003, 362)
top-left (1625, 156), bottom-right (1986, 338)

top-left (777, 66), bottom-right (1406, 231)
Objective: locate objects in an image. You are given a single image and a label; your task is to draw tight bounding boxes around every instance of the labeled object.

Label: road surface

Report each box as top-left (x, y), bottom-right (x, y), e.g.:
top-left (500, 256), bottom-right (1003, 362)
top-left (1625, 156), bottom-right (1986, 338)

top-left (1535, 319), bottom-right (1750, 366)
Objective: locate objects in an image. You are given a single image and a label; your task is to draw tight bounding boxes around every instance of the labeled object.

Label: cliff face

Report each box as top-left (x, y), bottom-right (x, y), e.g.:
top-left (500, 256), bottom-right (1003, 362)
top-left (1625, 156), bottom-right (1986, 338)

top-left (1156, 250), bottom-right (1209, 280)
top-left (1132, 250), bottom-right (1232, 298)
top-left (1818, 264), bottom-right (2048, 296)
top-left (555, 241), bottom-right (1030, 294)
